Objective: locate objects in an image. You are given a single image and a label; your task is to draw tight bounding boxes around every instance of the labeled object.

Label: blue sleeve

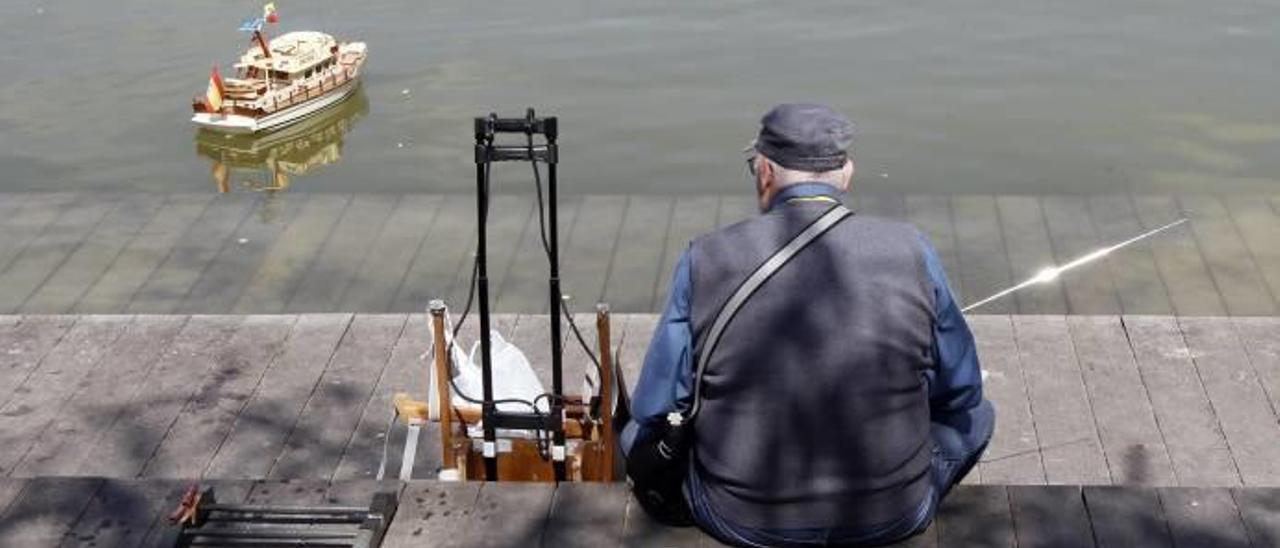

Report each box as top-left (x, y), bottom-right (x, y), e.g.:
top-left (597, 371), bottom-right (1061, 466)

top-left (918, 233), bottom-right (984, 416)
top-left (620, 249), bottom-right (694, 455)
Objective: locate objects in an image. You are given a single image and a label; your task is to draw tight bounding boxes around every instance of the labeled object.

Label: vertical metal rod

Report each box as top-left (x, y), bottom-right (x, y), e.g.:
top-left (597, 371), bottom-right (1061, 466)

top-left (474, 119), bottom-right (498, 481)
top-left (545, 118), bottom-right (567, 482)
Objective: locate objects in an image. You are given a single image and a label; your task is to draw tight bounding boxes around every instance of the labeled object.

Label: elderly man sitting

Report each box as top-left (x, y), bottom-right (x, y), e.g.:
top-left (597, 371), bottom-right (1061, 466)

top-left (620, 103), bottom-right (995, 547)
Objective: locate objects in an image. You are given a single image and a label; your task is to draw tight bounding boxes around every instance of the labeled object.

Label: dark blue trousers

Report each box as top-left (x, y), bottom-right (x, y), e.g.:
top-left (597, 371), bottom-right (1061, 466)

top-left (687, 399), bottom-right (996, 547)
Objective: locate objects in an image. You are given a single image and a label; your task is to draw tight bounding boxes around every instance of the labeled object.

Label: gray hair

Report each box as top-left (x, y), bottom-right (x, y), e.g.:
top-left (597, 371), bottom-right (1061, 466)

top-left (766, 156), bottom-right (851, 188)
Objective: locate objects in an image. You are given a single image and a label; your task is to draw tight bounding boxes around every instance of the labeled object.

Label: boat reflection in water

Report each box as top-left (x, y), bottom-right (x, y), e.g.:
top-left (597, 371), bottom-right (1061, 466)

top-left (195, 85), bottom-right (368, 194)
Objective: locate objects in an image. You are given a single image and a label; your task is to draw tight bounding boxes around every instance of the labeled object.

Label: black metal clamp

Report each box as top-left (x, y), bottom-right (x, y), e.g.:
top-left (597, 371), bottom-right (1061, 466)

top-left (473, 108), bottom-right (567, 482)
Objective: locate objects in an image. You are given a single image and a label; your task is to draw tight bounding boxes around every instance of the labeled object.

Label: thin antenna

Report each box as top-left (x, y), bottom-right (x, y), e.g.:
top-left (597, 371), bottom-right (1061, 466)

top-left (962, 218), bottom-right (1190, 313)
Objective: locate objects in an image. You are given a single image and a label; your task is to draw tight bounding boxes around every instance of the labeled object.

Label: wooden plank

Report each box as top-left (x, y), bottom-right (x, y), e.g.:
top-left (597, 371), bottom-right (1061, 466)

top-left (1232, 318), bottom-right (1280, 433)
top-left (1226, 195), bottom-right (1280, 304)
top-left (996, 196), bottom-right (1068, 314)
top-left (11, 315), bottom-right (187, 477)
top-left (460, 195), bottom-right (535, 314)
top-left (334, 314), bottom-right (437, 479)
top-left (1233, 488), bottom-right (1280, 548)
top-left (0, 477), bottom-right (101, 546)
top-left (1122, 316), bottom-right (1240, 486)
top-left (0, 193), bottom-right (78, 277)
top-left (560, 195), bottom-right (627, 310)
top-left (618, 314), bottom-right (658, 396)
top-left (206, 313), bottom-right (352, 479)
top-left (381, 480), bottom-right (481, 546)
top-left (74, 193), bottom-right (214, 313)
top-left (892, 521), bottom-right (938, 548)
top-left (858, 192), bottom-right (908, 220)
top-left (270, 314), bottom-right (406, 479)
top-left (1132, 195), bottom-right (1226, 315)
top-left (544, 482), bottom-right (629, 547)
top-left (337, 195), bottom-right (442, 312)
top-left (75, 315), bottom-right (244, 478)
top-left (1089, 195), bottom-right (1174, 314)
top-left (1178, 195), bottom-right (1277, 315)
top-left (1041, 196), bottom-right (1121, 314)
top-left (58, 479), bottom-right (184, 548)
top-left (243, 478), bottom-right (330, 506)
top-left (141, 315), bottom-right (296, 478)
top-left (1007, 485), bottom-right (1093, 547)
top-left (1067, 316), bottom-right (1176, 485)
top-left (1159, 487), bottom-right (1252, 548)
top-left (288, 194), bottom-right (400, 313)
top-left (906, 195), bottom-right (964, 302)
top-left (0, 194), bottom-right (119, 313)
top-left (653, 196), bottom-right (718, 312)
top-left (0, 194), bottom-right (31, 222)
top-left (603, 196), bottom-right (673, 313)
top-left (623, 493), bottom-right (705, 547)
top-left (951, 196), bottom-right (1014, 314)
top-left (20, 193), bottom-right (166, 313)
top-left (232, 194), bottom-right (351, 313)
top-left (0, 315), bottom-right (131, 476)
top-left (494, 196), bottom-right (581, 313)
top-left (127, 194), bottom-right (257, 313)
top-left (936, 485), bottom-right (1014, 548)
top-left (716, 194), bottom-right (756, 228)
top-left (1082, 486), bottom-right (1173, 548)
top-left (967, 315), bottom-right (1045, 484)
top-left (449, 482), bottom-right (554, 547)
top-left (0, 315), bottom-right (77, 410)
top-left (176, 193), bottom-right (308, 314)
top-left (0, 478), bottom-right (29, 517)
top-left (1178, 318), bottom-right (1280, 486)
top-left (1012, 315), bottom-right (1110, 484)
top-left (392, 194), bottom-right (479, 313)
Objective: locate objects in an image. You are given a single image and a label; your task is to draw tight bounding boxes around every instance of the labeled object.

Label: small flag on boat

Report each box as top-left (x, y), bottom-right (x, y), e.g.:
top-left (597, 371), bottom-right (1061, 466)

top-left (239, 16), bottom-right (265, 33)
top-left (206, 66), bottom-right (225, 112)
top-left (264, 3), bottom-right (279, 24)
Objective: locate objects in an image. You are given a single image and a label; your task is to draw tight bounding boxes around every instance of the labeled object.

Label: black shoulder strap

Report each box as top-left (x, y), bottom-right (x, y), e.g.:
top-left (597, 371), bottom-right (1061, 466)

top-left (683, 204), bottom-right (852, 421)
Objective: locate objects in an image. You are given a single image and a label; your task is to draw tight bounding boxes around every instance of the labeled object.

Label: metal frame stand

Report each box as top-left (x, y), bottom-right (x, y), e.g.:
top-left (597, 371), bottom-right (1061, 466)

top-left (473, 109), bottom-right (566, 482)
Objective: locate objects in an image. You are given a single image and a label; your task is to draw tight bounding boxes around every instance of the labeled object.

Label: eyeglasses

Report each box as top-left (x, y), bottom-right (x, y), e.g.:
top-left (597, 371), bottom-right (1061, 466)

top-left (743, 141), bottom-right (759, 180)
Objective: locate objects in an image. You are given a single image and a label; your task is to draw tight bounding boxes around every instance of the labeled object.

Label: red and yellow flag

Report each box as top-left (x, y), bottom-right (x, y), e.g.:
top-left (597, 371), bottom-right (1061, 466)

top-left (264, 3), bottom-right (279, 24)
top-left (206, 66), bottom-right (225, 112)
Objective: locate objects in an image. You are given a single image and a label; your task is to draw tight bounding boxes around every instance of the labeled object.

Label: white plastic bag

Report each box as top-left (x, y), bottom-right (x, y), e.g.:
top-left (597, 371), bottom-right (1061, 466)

top-left (450, 329), bottom-right (547, 414)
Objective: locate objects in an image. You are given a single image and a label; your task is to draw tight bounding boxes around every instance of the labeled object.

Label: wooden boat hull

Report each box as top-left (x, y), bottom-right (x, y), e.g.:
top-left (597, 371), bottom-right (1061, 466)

top-left (191, 78), bottom-right (359, 134)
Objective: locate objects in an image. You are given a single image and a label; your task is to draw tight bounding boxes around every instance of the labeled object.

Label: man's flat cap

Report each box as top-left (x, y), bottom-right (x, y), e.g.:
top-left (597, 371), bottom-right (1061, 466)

top-left (754, 103), bottom-right (855, 172)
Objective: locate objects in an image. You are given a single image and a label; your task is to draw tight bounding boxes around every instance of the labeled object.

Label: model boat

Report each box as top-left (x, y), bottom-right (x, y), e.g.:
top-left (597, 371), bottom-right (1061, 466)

top-left (196, 86), bottom-right (368, 193)
top-left (192, 3), bottom-right (367, 134)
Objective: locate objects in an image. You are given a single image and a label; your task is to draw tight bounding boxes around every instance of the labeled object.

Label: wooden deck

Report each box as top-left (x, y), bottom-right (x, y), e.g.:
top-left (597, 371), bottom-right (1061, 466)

top-left (1, 313), bottom-right (1279, 545)
top-left (2, 314), bottom-right (1280, 489)
top-left (1, 192), bottom-right (1279, 315)
top-left (0, 478), bottom-right (1277, 547)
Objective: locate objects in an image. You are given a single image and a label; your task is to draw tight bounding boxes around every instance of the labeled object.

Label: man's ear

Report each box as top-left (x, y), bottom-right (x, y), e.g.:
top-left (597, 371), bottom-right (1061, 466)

top-left (839, 159), bottom-right (855, 192)
top-left (757, 157), bottom-right (773, 195)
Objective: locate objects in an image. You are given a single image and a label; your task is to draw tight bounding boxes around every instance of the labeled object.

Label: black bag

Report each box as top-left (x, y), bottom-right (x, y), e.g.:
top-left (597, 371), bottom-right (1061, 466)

top-left (623, 205), bottom-right (852, 526)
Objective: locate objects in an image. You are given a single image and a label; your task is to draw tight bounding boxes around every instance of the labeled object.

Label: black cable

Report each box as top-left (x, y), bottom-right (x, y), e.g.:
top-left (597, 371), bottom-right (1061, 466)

top-left (525, 131), bottom-right (605, 407)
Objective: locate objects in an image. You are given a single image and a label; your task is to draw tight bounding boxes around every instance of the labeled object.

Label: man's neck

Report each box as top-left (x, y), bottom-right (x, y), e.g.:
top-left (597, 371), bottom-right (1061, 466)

top-left (766, 182), bottom-right (844, 212)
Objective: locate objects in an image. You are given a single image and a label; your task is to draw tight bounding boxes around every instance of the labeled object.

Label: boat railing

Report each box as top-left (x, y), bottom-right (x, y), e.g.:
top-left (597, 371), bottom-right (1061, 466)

top-left (267, 67), bottom-right (353, 113)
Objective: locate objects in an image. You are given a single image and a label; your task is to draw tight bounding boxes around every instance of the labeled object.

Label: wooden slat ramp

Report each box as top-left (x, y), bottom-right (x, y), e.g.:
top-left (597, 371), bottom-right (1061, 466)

top-left (0, 478), bottom-right (1277, 547)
